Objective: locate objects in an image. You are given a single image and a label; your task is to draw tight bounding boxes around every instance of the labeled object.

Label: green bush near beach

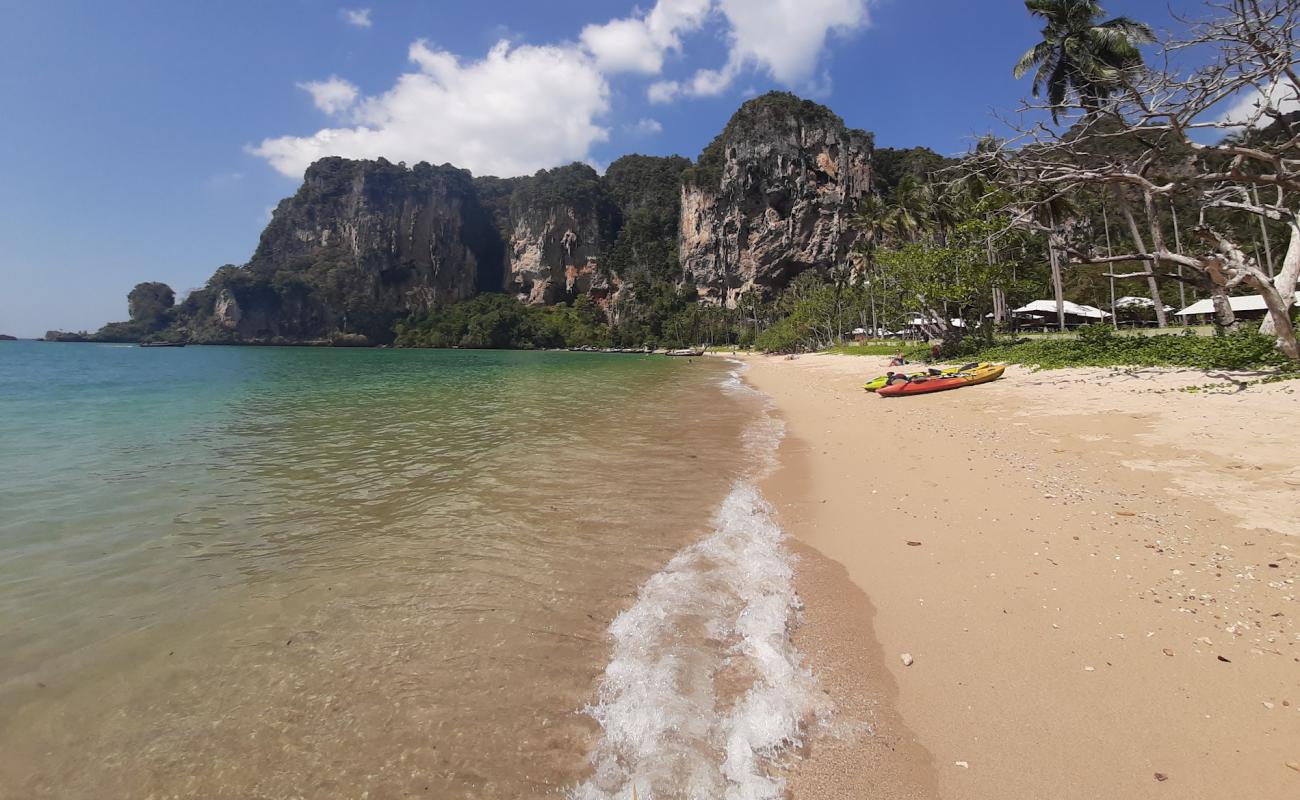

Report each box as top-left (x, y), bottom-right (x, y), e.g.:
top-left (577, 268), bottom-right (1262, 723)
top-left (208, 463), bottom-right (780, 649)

top-left (960, 325), bottom-right (1294, 372)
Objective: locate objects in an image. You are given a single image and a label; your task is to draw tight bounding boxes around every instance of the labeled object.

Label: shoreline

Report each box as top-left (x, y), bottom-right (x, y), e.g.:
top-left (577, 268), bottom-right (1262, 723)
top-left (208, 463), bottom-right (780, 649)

top-left (733, 353), bottom-right (1299, 799)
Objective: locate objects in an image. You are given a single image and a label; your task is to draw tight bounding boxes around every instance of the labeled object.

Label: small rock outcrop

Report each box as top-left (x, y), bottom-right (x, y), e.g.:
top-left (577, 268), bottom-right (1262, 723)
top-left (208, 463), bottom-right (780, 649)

top-left (127, 282), bottom-right (175, 323)
top-left (679, 92), bottom-right (873, 306)
top-left (43, 331), bottom-right (88, 342)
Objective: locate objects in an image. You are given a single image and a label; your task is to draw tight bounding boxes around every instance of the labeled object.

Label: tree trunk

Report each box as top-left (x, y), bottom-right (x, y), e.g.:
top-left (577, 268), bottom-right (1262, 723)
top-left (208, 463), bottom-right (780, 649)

top-left (1247, 276), bottom-right (1300, 361)
top-left (1114, 191), bottom-right (1168, 327)
top-left (1259, 217), bottom-right (1299, 337)
top-left (1049, 241), bottom-right (1066, 331)
top-left (1253, 186), bottom-right (1277, 278)
top-left (1208, 279), bottom-right (1239, 333)
top-left (1047, 208), bottom-right (1066, 332)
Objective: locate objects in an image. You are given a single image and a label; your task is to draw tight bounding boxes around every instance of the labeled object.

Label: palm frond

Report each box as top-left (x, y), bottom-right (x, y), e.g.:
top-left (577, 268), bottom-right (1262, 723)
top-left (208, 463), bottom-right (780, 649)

top-left (1014, 41), bottom-right (1055, 79)
top-left (1099, 16), bottom-right (1156, 44)
top-left (1087, 26), bottom-right (1144, 65)
top-left (1047, 56), bottom-right (1072, 119)
top-left (1023, 0), bottom-right (1067, 21)
top-left (1031, 48), bottom-right (1063, 97)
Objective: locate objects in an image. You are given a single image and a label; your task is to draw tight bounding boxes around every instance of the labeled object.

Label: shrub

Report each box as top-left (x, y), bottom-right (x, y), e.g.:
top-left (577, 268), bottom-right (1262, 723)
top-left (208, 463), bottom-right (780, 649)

top-left (973, 326), bottom-right (1290, 371)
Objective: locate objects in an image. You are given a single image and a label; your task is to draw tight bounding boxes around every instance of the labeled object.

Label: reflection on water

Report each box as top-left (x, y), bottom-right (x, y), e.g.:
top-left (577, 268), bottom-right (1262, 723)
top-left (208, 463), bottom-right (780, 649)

top-left (0, 343), bottom-right (756, 798)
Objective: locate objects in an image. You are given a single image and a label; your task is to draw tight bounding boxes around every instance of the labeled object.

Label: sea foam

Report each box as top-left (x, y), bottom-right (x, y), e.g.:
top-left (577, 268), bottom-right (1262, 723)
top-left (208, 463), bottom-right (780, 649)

top-left (572, 361), bottom-right (823, 800)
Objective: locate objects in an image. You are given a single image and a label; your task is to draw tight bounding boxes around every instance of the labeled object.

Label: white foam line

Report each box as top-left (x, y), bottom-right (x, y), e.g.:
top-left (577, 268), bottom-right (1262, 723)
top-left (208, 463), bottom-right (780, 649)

top-left (572, 364), bottom-right (822, 800)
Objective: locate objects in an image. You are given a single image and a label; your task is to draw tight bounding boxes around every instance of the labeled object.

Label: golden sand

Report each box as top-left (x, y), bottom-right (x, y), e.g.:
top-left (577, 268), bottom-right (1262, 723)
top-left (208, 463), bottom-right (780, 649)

top-left (733, 353), bottom-right (1299, 800)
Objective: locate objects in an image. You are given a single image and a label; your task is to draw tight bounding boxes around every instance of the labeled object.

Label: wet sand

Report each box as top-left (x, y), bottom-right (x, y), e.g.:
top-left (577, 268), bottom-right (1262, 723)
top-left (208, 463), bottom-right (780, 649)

top-left (736, 353), bottom-right (1300, 799)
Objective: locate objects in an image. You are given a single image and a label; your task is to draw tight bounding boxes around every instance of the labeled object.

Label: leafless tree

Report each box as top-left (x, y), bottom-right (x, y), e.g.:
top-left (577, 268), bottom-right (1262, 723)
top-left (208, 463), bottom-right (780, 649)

top-left (975, 0), bottom-right (1300, 360)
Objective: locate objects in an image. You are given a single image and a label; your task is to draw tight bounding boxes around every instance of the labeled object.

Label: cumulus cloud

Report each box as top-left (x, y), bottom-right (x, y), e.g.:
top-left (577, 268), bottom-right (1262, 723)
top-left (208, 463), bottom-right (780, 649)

top-left (251, 0), bottom-right (875, 178)
top-left (580, 0), bottom-right (712, 74)
top-left (626, 117), bottom-right (664, 135)
top-left (651, 0), bottom-right (870, 101)
top-left (720, 0), bottom-right (868, 85)
top-left (647, 80), bottom-right (681, 104)
top-left (297, 76), bottom-right (359, 115)
top-left (341, 8), bottom-right (372, 28)
top-left (1218, 78), bottom-right (1300, 127)
top-left (250, 40), bottom-right (610, 179)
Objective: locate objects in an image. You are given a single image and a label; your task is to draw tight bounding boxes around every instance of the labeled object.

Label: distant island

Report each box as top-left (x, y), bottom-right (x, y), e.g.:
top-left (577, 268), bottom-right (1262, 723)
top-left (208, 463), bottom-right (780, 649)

top-left (79, 92), bottom-right (942, 350)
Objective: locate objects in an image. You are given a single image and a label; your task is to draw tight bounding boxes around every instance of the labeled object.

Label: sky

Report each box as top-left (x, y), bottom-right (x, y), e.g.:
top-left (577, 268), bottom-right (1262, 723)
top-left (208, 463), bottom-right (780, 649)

top-left (0, 0), bottom-right (1208, 337)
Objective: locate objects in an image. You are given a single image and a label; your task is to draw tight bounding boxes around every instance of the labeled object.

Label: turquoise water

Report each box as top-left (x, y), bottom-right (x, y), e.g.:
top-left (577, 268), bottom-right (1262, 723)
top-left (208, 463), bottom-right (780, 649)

top-left (0, 341), bottom-right (765, 798)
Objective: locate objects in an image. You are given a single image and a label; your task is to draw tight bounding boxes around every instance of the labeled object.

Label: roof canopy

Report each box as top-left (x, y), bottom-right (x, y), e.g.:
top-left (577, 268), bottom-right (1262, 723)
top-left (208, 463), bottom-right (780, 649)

top-left (1012, 300), bottom-right (1110, 319)
top-left (1114, 296), bottom-right (1174, 311)
top-left (1175, 292), bottom-right (1300, 316)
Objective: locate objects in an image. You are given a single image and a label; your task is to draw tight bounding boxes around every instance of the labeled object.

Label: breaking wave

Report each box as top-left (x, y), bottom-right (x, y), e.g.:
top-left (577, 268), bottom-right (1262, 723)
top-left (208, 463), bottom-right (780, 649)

top-left (572, 360), bottom-right (824, 800)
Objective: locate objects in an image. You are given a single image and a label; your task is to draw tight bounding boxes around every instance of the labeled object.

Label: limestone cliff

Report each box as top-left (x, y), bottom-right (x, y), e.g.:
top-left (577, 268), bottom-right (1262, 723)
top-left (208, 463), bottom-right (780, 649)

top-left (99, 92), bottom-right (883, 345)
top-left (178, 158), bottom-right (503, 343)
top-left (499, 164), bottom-right (617, 305)
top-left (678, 93), bottom-right (873, 306)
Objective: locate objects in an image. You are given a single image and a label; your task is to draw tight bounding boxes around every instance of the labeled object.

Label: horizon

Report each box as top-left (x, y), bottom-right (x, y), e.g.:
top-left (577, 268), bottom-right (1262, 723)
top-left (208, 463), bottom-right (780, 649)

top-left (1, 0), bottom-right (1205, 337)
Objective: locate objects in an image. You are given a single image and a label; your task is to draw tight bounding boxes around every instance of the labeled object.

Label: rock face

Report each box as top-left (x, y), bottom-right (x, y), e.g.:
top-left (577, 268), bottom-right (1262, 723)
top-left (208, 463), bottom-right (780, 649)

top-left (173, 158), bottom-right (503, 343)
top-left (679, 93), bottom-right (873, 306)
top-left (499, 164), bottom-right (617, 305)
top-left (107, 92), bottom-right (881, 344)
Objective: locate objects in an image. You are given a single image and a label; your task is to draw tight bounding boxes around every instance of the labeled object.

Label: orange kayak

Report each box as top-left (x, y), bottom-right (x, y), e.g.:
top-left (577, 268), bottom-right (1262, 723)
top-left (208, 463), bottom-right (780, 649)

top-left (876, 364), bottom-right (1006, 397)
top-left (876, 375), bottom-right (968, 396)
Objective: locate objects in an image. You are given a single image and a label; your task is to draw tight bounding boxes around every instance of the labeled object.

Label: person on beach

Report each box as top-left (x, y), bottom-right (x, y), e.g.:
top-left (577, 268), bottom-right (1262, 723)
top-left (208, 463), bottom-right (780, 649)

top-left (889, 352), bottom-right (906, 366)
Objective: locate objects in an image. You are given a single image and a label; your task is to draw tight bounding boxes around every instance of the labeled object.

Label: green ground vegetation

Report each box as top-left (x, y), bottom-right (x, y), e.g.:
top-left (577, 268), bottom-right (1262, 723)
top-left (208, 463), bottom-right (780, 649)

top-left (956, 325), bottom-right (1297, 372)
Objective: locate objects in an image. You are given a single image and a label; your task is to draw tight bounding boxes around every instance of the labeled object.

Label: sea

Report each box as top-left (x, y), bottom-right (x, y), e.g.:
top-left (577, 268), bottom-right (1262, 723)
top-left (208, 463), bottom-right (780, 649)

top-left (0, 341), bottom-right (820, 799)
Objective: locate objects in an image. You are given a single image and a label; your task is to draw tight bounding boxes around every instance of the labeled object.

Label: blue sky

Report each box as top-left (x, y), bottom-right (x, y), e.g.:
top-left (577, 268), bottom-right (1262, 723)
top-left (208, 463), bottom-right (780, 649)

top-left (0, 0), bottom-right (1201, 337)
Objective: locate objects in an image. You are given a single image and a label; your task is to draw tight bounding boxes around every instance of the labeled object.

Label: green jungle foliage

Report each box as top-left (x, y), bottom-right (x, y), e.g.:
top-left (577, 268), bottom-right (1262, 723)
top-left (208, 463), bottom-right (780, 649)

top-left (393, 294), bottom-right (610, 350)
top-left (510, 163), bottom-right (613, 224)
top-left (872, 147), bottom-right (954, 201)
top-left (601, 154), bottom-right (690, 286)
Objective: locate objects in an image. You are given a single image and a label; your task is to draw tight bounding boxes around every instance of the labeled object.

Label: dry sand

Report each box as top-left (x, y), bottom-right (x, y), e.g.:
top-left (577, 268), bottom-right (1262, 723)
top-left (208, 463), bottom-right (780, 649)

top-left (731, 353), bottom-right (1300, 799)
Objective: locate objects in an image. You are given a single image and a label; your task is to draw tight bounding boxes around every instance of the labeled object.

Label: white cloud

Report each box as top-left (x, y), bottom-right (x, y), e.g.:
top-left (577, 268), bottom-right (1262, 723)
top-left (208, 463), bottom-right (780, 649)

top-left (720, 0), bottom-right (868, 85)
top-left (297, 76), bottom-right (359, 115)
top-left (252, 0), bottom-right (876, 179)
top-left (1218, 78), bottom-right (1300, 127)
top-left (341, 8), bottom-right (372, 28)
top-left (657, 0), bottom-right (870, 100)
top-left (626, 118), bottom-right (664, 135)
top-left (582, 19), bottom-right (663, 74)
top-left (580, 0), bottom-right (712, 74)
top-left (648, 80), bottom-right (681, 104)
top-left (250, 40), bottom-right (610, 179)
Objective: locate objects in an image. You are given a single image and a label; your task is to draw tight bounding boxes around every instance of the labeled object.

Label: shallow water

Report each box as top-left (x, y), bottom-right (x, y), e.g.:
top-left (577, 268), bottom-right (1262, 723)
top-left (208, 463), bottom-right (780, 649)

top-left (0, 342), bottom-right (813, 798)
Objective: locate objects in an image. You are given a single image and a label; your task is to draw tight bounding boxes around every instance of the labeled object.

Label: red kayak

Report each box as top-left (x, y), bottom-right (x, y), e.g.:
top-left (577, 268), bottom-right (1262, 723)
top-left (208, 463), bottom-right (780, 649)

top-left (876, 374), bottom-right (968, 397)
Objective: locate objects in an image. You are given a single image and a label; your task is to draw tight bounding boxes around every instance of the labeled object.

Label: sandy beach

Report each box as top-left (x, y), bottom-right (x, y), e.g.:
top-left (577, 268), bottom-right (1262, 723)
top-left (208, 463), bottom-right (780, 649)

top-left (731, 353), bottom-right (1300, 799)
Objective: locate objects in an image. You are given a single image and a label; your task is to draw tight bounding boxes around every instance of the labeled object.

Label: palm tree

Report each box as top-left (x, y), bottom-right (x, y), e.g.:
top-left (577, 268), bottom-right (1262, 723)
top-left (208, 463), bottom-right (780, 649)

top-left (1013, 0), bottom-right (1155, 122)
top-left (882, 175), bottom-right (929, 243)
top-left (1014, 1), bottom-right (1165, 324)
top-left (851, 195), bottom-right (889, 339)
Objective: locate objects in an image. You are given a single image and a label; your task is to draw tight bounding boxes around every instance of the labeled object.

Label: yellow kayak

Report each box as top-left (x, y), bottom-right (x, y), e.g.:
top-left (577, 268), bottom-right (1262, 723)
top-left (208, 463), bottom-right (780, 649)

top-left (955, 363), bottom-right (1005, 386)
top-left (864, 362), bottom-right (988, 392)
